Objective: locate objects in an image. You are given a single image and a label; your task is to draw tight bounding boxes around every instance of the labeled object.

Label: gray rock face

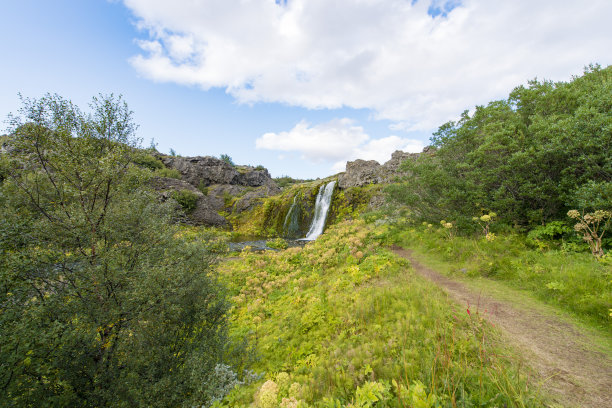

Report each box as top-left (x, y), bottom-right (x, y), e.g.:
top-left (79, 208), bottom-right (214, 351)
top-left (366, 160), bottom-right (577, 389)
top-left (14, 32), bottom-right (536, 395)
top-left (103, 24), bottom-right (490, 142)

top-left (160, 155), bottom-right (275, 188)
top-left (190, 197), bottom-right (228, 227)
top-left (235, 169), bottom-right (273, 187)
top-left (337, 160), bottom-right (383, 189)
top-left (150, 177), bottom-right (228, 227)
top-left (233, 184), bottom-right (282, 214)
top-left (161, 156), bottom-right (239, 186)
top-left (152, 155), bottom-right (280, 227)
top-left (337, 149), bottom-right (423, 188)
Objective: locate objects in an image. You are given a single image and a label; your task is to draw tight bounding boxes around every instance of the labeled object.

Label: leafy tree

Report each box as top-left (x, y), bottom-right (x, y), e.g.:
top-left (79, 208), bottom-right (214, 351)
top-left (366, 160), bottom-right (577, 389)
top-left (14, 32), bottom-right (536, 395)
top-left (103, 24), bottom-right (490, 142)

top-left (0, 94), bottom-right (229, 407)
top-left (388, 65), bottom-right (612, 231)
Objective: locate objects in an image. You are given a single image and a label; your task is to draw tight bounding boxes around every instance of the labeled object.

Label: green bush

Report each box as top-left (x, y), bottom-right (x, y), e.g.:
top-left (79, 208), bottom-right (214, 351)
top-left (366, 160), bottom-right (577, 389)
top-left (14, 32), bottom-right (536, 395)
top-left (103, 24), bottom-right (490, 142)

top-left (155, 166), bottom-right (182, 179)
top-left (266, 237), bottom-right (288, 250)
top-left (133, 153), bottom-right (164, 170)
top-left (0, 93), bottom-right (229, 407)
top-left (171, 189), bottom-right (199, 213)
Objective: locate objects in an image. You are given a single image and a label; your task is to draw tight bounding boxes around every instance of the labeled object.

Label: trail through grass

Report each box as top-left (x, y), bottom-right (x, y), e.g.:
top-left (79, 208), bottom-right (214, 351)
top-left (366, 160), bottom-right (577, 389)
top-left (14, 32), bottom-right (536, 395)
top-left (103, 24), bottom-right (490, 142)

top-left (216, 220), bottom-right (546, 407)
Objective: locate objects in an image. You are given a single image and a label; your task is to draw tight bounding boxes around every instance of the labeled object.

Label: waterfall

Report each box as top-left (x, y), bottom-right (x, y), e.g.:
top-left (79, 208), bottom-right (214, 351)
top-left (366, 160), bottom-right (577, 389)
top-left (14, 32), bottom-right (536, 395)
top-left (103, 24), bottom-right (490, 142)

top-left (304, 180), bottom-right (336, 240)
top-left (282, 195), bottom-right (300, 237)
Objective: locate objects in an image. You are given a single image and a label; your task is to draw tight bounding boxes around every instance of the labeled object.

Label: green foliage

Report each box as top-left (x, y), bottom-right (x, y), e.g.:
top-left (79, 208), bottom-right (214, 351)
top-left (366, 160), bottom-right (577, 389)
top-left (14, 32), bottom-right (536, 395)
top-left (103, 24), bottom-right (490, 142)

top-left (385, 224), bottom-right (612, 330)
top-left (171, 189), bottom-right (200, 213)
top-left (266, 237), bottom-right (289, 250)
top-left (218, 220), bottom-right (544, 406)
top-left (526, 221), bottom-right (573, 249)
top-left (388, 65), bottom-right (612, 229)
top-left (573, 180), bottom-right (612, 211)
top-left (154, 166), bottom-right (182, 179)
top-left (275, 176), bottom-right (311, 189)
top-left (0, 94), bottom-right (229, 407)
top-left (220, 154), bottom-right (234, 166)
top-left (199, 180), bottom-right (210, 195)
top-left (133, 152), bottom-right (163, 170)
top-left (254, 165), bottom-right (266, 171)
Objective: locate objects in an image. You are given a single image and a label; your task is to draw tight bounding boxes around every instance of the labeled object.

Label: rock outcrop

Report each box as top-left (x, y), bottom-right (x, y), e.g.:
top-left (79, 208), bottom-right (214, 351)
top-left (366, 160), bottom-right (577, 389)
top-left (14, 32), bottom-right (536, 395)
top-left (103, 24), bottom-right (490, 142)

top-left (338, 149), bottom-right (423, 189)
top-left (337, 160), bottom-right (383, 189)
top-left (160, 155), bottom-right (274, 188)
top-left (151, 155), bottom-right (280, 227)
top-left (150, 177), bottom-right (228, 227)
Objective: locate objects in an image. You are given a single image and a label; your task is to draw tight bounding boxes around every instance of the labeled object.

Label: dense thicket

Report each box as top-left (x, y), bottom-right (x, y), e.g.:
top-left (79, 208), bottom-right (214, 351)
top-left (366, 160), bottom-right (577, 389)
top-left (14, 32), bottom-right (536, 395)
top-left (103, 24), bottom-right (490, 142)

top-left (388, 65), bottom-right (611, 230)
top-left (0, 95), bottom-right (229, 407)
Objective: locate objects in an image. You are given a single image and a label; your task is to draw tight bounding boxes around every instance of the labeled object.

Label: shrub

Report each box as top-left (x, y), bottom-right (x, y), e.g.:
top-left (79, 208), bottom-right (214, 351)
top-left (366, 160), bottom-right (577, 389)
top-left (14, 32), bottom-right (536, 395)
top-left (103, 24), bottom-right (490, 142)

top-left (133, 153), bottom-right (163, 170)
top-left (220, 154), bottom-right (234, 166)
top-left (568, 209), bottom-right (611, 258)
top-left (198, 180), bottom-right (209, 195)
top-left (155, 167), bottom-right (182, 179)
top-left (266, 237), bottom-right (288, 250)
top-left (171, 189), bottom-right (199, 213)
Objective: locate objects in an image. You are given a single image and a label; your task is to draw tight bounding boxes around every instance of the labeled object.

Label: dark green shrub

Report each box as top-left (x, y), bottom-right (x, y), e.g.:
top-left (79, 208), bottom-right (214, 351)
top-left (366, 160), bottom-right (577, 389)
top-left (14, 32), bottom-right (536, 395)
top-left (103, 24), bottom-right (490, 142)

top-left (171, 189), bottom-right (199, 212)
top-left (198, 180), bottom-right (209, 195)
top-left (133, 153), bottom-right (163, 170)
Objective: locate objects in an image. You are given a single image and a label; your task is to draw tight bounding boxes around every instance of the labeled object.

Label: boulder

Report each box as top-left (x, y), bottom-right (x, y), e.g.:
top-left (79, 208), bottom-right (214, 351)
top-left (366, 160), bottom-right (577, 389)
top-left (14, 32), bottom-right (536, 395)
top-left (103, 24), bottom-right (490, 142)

top-left (161, 156), bottom-right (239, 187)
top-left (233, 184), bottom-right (282, 213)
top-left (150, 177), bottom-right (228, 227)
top-left (159, 155), bottom-right (277, 188)
top-left (338, 159), bottom-right (382, 188)
top-left (338, 149), bottom-right (425, 188)
top-left (191, 197), bottom-right (228, 227)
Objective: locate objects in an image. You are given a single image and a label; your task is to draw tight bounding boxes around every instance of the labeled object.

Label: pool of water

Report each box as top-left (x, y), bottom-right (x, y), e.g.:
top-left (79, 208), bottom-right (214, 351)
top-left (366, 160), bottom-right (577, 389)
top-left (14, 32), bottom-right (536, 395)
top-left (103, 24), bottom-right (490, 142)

top-left (228, 238), bottom-right (309, 252)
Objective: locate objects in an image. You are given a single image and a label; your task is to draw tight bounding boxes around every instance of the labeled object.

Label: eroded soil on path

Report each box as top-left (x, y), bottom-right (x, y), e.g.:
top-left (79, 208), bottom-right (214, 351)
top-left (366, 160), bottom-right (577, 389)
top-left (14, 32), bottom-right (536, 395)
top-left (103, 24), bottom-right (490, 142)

top-left (391, 246), bottom-right (612, 408)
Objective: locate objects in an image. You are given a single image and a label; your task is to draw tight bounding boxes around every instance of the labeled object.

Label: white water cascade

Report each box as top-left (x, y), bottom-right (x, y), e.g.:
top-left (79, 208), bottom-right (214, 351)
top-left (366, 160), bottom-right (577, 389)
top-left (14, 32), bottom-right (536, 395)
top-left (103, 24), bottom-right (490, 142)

top-left (304, 180), bottom-right (336, 240)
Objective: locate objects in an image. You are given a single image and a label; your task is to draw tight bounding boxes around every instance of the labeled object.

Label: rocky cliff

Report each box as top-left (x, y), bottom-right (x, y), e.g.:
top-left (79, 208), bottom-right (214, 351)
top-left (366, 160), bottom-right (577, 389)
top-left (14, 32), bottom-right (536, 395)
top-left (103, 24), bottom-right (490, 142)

top-left (337, 150), bottom-right (422, 189)
top-left (151, 154), bottom-right (280, 227)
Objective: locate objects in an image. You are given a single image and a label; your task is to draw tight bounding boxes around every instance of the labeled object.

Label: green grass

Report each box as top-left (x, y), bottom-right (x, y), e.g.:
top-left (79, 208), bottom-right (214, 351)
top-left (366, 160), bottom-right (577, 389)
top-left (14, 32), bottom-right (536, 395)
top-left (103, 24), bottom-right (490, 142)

top-left (216, 220), bottom-right (546, 407)
top-left (385, 226), bottom-right (612, 333)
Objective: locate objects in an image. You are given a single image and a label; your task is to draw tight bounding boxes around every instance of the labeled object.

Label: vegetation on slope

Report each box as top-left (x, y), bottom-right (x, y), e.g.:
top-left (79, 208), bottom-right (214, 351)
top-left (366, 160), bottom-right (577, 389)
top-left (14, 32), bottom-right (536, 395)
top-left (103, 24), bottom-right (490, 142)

top-left (383, 222), bottom-right (612, 332)
top-left (388, 65), bottom-right (611, 231)
top-left (0, 94), bottom-right (230, 407)
top-left (217, 220), bottom-right (544, 407)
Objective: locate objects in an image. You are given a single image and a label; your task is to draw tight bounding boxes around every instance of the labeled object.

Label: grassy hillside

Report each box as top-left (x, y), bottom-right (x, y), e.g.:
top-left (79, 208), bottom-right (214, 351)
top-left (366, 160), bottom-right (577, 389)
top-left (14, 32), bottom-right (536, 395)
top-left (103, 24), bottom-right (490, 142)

top-left (383, 222), bottom-right (612, 333)
top-left (216, 220), bottom-right (545, 407)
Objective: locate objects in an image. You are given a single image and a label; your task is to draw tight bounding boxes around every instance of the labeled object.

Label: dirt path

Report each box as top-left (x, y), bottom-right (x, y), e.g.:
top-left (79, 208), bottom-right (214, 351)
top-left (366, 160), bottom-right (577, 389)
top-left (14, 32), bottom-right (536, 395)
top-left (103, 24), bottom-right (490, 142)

top-left (391, 246), bottom-right (612, 408)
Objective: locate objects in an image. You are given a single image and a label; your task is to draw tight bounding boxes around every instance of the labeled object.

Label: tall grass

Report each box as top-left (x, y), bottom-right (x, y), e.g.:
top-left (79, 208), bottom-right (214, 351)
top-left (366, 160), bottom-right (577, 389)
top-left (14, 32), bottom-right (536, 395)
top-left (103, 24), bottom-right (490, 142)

top-left (217, 220), bottom-right (545, 407)
top-left (385, 225), bottom-right (612, 331)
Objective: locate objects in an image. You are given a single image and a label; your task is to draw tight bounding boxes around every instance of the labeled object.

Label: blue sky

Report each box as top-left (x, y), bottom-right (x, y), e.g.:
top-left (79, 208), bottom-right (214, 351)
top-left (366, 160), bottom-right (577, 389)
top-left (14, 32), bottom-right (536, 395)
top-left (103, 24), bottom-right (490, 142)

top-left (1, 0), bottom-right (610, 179)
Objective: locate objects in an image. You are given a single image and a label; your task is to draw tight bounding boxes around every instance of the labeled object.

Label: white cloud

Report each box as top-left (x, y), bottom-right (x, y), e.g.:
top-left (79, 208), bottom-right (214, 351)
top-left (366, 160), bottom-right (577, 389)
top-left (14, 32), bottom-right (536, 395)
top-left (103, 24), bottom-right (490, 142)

top-left (256, 119), bottom-right (423, 173)
top-left (123, 0), bottom-right (612, 130)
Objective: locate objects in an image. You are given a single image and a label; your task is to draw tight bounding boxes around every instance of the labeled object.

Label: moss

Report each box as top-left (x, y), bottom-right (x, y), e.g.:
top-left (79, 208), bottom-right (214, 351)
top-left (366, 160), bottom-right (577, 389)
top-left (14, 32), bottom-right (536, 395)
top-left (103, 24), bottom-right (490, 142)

top-left (328, 184), bottom-right (383, 226)
top-left (227, 181), bottom-right (328, 238)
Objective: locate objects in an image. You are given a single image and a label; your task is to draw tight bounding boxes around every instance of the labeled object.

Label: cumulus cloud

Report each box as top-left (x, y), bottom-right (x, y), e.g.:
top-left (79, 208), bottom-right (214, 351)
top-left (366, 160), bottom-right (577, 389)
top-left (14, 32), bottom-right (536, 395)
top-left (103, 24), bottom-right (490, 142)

top-left (256, 119), bottom-right (423, 173)
top-left (123, 0), bottom-right (611, 130)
